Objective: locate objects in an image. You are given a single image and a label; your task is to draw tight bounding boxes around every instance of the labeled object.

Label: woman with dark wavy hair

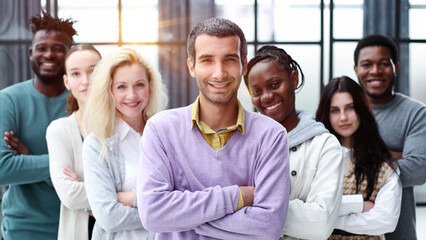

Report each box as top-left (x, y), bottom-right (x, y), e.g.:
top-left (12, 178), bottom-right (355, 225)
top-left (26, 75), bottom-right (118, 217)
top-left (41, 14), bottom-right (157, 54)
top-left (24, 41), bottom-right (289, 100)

top-left (316, 76), bottom-right (402, 239)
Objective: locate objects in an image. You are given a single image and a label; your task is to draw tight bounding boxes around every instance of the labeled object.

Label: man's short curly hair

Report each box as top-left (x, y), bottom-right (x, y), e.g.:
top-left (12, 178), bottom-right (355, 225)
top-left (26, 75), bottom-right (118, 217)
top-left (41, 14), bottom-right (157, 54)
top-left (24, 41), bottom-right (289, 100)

top-left (29, 11), bottom-right (77, 43)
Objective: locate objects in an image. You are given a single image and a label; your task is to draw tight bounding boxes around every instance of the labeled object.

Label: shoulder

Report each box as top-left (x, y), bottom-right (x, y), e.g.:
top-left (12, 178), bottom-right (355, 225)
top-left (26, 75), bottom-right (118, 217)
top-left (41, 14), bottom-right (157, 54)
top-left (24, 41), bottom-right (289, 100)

top-left (146, 105), bottom-right (190, 129)
top-left (311, 132), bottom-right (340, 146)
top-left (1, 80), bottom-right (32, 94)
top-left (0, 80), bottom-right (32, 101)
top-left (47, 115), bottom-right (74, 131)
top-left (244, 109), bottom-right (286, 136)
top-left (84, 133), bottom-right (102, 150)
top-left (395, 93), bottom-right (425, 109)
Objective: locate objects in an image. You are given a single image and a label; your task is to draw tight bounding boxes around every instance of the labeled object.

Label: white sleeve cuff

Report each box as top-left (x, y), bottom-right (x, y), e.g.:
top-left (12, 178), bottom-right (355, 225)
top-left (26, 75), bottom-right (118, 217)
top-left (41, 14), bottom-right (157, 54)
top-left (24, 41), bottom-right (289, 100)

top-left (339, 194), bottom-right (363, 216)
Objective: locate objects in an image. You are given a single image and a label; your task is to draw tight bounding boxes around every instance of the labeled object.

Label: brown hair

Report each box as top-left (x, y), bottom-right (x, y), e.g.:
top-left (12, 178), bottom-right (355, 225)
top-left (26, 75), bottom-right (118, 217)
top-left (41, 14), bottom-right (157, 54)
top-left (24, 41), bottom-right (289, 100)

top-left (64, 44), bottom-right (101, 115)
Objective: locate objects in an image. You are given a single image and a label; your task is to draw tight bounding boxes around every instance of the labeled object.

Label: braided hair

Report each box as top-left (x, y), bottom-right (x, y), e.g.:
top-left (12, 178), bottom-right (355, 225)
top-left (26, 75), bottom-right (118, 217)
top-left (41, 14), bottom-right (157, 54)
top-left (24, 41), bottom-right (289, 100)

top-left (244, 45), bottom-right (304, 91)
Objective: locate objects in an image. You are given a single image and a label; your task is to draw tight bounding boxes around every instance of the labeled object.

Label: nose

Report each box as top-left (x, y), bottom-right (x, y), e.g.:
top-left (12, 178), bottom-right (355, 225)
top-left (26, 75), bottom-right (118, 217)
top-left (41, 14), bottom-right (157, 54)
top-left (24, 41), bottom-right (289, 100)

top-left (81, 73), bottom-right (90, 86)
top-left (128, 87), bottom-right (138, 99)
top-left (370, 63), bottom-right (382, 75)
top-left (340, 111), bottom-right (348, 121)
top-left (260, 90), bottom-right (273, 103)
top-left (211, 62), bottom-right (227, 80)
top-left (43, 48), bottom-right (54, 59)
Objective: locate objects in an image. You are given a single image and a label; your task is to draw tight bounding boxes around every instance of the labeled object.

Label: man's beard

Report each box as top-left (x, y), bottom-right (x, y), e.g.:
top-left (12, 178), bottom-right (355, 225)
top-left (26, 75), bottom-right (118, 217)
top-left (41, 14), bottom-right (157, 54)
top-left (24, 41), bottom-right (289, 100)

top-left (364, 86), bottom-right (393, 99)
top-left (31, 61), bottom-right (65, 85)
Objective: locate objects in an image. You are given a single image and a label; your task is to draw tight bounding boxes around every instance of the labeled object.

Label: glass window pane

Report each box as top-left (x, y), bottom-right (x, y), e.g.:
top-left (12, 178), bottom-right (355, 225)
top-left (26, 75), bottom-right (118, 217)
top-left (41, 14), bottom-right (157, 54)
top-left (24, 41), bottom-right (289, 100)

top-left (333, 2), bottom-right (363, 39)
top-left (409, 43), bottom-right (426, 104)
top-left (258, 0), bottom-right (321, 42)
top-left (92, 45), bottom-right (119, 58)
top-left (122, 0), bottom-right (159, 42)
top-left (215, 0), bottom-right (255, 42)
top-left (238, 45), bottom-right (255, 112)
top-left (333, 42), bottom-right (358, 81)
top-left (122, 45), bottom-right (160, 70)
top-left (58, 0), bottom-right (119, 43)
top-left (409, 8), bottom-right (426, 39)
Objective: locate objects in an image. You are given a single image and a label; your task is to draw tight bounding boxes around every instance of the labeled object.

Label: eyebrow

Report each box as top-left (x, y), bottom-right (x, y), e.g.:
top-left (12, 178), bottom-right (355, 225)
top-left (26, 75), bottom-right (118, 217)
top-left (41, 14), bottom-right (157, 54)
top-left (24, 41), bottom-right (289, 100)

top-left (197, 53), bottom-right (240, 60)
top-left (69, 64), bottom-right (97, 72)
top-left (359, 57), bottom-right (392, 63)
top-left (330, 102), bottom-right (354, 108)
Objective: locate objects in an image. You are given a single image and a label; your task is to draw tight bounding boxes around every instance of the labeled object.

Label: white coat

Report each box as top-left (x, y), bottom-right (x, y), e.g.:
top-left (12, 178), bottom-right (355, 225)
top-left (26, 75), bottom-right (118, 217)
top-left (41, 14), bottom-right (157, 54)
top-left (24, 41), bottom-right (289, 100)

top-left (281, 110), bottom-right (344, 240)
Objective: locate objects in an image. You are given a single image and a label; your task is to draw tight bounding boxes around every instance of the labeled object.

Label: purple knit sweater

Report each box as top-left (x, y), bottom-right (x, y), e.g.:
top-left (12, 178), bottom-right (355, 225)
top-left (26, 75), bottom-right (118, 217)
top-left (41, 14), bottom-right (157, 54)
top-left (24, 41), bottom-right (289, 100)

top-left (137, 104), bottom-right (290, 240)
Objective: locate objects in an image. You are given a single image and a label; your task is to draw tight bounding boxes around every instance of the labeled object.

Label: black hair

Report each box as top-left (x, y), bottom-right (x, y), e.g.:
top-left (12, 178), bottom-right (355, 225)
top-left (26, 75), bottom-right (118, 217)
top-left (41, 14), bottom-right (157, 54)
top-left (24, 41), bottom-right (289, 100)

top-left (354, 34), bottom-right (398, 66)
top-left (187, 17), bottom-right (247, 66)
top-left (29, 10), bottom-right (77, 44)
top-left (316, 76), bottom-right (395, 200)
top-left (244, 45), bottom-right (304, 91)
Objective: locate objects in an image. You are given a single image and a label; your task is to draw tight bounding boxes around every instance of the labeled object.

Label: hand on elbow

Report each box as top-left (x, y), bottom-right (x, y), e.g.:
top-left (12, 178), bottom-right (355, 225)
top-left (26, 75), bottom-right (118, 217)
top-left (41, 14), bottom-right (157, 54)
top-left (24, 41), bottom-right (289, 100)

top-left (240, 186), bottom-right (255, 207)
top-left (363, 200), bottom-right (374, 212)
top-left (117, 191), bottom-right (135, 207)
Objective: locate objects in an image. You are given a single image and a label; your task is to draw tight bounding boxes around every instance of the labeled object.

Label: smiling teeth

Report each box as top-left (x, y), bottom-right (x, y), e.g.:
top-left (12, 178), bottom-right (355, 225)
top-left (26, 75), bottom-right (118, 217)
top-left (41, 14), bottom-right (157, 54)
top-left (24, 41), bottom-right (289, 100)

top-left (126, 102), bottom-right (138, 107)
top-left (43, 63), bottom-right (54, 66)
top-left (212, 83), bottom-right (227, 88)
top-left (266, 103), bottom-right (281, 110)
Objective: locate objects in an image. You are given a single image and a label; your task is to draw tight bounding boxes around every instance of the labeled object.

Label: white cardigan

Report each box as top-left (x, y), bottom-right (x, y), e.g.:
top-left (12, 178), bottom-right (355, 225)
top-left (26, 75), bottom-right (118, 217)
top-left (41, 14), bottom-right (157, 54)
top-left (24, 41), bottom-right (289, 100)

top-left (281, 132), bottom-right (344, 240)
top-left (46, 113), bottom-right (90, 240)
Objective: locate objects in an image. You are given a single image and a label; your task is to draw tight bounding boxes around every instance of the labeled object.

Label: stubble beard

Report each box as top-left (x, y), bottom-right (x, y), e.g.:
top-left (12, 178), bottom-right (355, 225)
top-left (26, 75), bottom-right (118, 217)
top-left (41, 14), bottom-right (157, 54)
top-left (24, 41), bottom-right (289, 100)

top-left (31, 61), bottom-right (65, 85)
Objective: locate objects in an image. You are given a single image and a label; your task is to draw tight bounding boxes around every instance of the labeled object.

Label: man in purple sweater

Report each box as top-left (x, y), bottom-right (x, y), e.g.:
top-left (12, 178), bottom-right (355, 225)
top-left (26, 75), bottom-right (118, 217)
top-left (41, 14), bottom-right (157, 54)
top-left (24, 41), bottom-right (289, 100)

top-left (137, 17), bottom-right (290, 239)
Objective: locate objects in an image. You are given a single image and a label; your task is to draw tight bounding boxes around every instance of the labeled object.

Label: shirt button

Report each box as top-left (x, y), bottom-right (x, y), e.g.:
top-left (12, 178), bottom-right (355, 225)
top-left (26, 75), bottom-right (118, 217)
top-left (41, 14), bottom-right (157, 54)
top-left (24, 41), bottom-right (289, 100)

top-left (291, 170), bottom-right (297, 176)
top-left (291, 147), bottom-right (297, 152)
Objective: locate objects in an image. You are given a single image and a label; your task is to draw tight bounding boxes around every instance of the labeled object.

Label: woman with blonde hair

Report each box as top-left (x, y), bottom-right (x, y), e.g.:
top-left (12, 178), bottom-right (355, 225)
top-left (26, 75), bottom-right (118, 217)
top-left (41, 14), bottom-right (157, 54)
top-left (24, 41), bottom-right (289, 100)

top-left (82, 47), bottom-right (168, 240)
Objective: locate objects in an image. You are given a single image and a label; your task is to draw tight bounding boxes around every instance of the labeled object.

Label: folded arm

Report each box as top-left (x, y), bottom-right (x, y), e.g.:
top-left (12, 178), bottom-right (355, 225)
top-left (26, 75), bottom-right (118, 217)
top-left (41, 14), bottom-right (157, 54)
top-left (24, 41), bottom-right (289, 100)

top-left (83, 135), bottom-right (142, 232)
top-left (334, 171), bottom-right (402, 235)
top-left (46, 122), bottom-right (90, 209)
top-left (282, 135), bottom-right (344, 239)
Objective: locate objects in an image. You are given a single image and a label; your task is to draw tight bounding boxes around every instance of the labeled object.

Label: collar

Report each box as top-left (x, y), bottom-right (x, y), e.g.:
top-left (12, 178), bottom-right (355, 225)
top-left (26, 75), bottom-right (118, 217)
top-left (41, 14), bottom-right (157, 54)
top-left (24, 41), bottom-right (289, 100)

top-left (116, 119), bottom-right (140, 141)
top-left (190, 96), bottom-right (245, 135)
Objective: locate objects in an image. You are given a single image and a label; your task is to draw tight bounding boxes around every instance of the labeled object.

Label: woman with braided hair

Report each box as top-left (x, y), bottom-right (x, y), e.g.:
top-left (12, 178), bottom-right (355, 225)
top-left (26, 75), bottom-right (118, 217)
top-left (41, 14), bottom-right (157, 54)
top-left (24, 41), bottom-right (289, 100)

top-left (245, 45), bottom-right (344, 239)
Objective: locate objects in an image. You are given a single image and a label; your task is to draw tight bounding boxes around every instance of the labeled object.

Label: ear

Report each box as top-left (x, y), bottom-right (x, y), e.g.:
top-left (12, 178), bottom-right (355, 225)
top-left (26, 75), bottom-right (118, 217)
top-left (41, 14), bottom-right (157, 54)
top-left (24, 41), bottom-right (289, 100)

top-left (63, 74), bottom-right (70, 90)
top-left (242, 57), bottom-right (248, 76)
top-left (187, 58), bottom-right (196, 78)
top-left (290, 70), bottom-right (299, 90)
top-left (394, 62), bottom-right (399, 75)
top-left (29, 47), bottom-right (33, 59)
top-left (353, 65), bottom-right (358, 75)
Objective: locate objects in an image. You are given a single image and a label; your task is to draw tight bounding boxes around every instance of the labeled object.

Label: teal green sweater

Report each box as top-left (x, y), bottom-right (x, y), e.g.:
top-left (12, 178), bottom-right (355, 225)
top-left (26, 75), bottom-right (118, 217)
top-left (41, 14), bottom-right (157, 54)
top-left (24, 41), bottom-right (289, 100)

top-left (0, 79), bottom-right (68, 240)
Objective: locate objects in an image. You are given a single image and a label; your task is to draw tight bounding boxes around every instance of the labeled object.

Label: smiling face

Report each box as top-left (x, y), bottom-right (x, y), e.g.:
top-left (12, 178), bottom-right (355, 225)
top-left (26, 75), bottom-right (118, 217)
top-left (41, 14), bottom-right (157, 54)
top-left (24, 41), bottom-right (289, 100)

top-left (112, 63), bottom-right (149, 125)
top-left (247, 60), bottom-right (299, 129)
top-left (329, 92), bottom-right (360, 148)
top-left (30, 30), bottom-right (72, 84)
top-left (64, 50), bottom-right (101, 107)
top-left (187, 34), bottom-right (246, 105)
top-left (354, 45), bottom-right (399, 104)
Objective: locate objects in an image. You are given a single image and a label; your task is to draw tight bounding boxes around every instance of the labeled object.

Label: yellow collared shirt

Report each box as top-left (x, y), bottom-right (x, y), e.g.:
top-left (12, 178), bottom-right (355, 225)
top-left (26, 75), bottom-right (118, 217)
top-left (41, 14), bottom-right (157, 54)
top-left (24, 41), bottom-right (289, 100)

top-left (191, 96), bottom-right (245, 150)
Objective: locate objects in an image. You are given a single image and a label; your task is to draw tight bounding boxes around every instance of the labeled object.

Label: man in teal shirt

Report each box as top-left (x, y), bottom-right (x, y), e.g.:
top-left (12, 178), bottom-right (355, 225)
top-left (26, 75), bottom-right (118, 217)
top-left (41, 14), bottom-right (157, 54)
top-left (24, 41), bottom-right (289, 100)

top-left (0, 11), bottom-right (76, 239)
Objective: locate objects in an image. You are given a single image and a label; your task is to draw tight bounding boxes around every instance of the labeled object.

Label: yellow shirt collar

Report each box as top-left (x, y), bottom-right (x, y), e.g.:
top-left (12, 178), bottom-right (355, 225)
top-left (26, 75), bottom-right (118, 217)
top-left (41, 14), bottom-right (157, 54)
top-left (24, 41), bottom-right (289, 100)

top-left (190, 96), bottom-right (245, 135)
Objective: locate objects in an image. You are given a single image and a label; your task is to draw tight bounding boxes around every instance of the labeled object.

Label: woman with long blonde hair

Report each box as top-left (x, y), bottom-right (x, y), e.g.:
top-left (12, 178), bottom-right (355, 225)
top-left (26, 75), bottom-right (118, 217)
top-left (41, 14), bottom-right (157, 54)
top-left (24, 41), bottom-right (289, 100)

top-left (82, 47), bottom-right (167, 240)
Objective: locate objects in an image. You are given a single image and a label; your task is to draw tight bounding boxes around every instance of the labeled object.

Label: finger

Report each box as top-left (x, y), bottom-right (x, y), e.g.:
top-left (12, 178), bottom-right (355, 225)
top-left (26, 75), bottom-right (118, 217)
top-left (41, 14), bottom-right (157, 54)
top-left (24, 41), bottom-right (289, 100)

top-left (8, 135), bottom-right (20, 145)
top-left (7, 145), bottom-right (20, 154)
